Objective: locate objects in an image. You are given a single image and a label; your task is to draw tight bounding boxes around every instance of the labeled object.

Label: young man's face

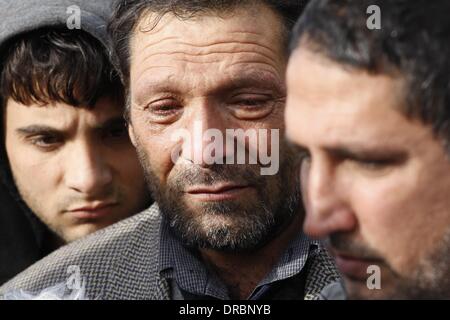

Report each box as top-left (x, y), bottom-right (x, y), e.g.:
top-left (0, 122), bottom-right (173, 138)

top-left (286, 48), bottom-right (450, 299)
top-left (4, 96), bottom-right (150, 242)
top-left (127, 4), bottom-right (301, 251)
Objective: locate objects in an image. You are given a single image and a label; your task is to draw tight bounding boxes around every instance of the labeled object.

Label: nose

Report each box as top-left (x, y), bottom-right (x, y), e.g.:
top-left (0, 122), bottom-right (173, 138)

top-left (65, 141), bottom-right (113, 196)
top-left (302, 156), bottom-right (357, 239)
top-left (179, 102), bottom-right (230, 167)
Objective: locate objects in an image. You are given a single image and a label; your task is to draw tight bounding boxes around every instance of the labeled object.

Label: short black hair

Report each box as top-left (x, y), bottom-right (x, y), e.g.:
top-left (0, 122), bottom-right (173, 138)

top-left (290, 0), bottom-right (450, 154)
top-left (0, 28), bottom-right (122, 110)
top-left (109, 0), bottom-right (309, 88)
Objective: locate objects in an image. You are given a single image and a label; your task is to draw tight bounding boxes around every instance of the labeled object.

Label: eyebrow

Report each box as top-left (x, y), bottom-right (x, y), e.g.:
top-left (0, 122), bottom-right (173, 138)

top-left (325, 145), bottom-right (408, 161)
top-left (16, 117), bottom-right (126, 136)
top-left (134, 71), bottom-right (285, 105)
top-left (16, 125), bottom-right (62, 136)
top-left (286, 137), bottom-right (408, 161)
top-left (216, 74), bottom-right (286, 95)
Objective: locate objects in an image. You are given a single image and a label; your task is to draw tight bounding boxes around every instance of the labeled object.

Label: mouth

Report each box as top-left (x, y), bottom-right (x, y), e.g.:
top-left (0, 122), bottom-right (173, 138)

top-left (185, 183), bottom-right (252, 202)
top-left (332, 250), bottom-right (383, 281)
top-left (68, 202), bottom-right (118, 220)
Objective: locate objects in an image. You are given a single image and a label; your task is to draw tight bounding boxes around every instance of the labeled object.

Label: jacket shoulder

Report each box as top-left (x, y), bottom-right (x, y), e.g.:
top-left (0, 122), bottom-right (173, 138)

top-left (304, 242), bottom-right (342, 300)
top-left (0, 204), bottom-right (162, 300)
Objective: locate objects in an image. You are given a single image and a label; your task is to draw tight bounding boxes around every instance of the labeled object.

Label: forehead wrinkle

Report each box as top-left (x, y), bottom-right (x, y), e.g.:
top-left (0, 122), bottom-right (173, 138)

top-left (137, 32), bottom-right (278, 57)
top-left (227, 60), bottom-right (281, 74)
top-left (152, 46), bottom-right (276, 66)
top-left (132, 50), bottom-right (282, 93)
top-left (138, 51), bottom-right (278, 75)
top-left (137, 35), bottom-right (179, 51)
top-left (131, 42), bottom-right (281, 88)
top-left (136, 40), bottom-right (280, 70)
top-left (136, 5), bottom-right (283, 40)
top-left (131, 10), bottom-right (285, 63)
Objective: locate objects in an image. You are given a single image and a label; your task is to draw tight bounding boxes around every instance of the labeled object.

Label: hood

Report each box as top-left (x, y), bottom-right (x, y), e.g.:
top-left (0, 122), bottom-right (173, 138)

top-left (0, 0), bottom-right (117, 284)
top-left (0, 0), bottom-right (116, 49)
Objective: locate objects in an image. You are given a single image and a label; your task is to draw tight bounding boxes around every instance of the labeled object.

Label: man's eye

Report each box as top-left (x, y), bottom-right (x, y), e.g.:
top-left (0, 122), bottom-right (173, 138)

top-left (235, 99), bottom-right (266, 107)
top-left (145, 100), bottom-right (183, 123)
top-left (152, 104), bottom-right (182, 114)
top-left (232, 94), bottom-right (272, 108)
top-left (228, 95), bottom-right (275, 119)
top-left (30, 135), bottom-right (61, 149)
top-left (355, 159), bottom-right (392, 170)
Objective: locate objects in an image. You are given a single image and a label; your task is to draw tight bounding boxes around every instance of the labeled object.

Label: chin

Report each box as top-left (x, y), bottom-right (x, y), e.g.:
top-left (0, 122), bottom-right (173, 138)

top-left (345, 281), bottom-right (400, 300)
top-left (63, 224), bottom-right (103, 242)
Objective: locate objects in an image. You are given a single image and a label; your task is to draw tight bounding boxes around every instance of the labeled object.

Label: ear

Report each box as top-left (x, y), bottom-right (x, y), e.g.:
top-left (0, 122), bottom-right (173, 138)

top-left (128, 124), bottom-right (137, 148)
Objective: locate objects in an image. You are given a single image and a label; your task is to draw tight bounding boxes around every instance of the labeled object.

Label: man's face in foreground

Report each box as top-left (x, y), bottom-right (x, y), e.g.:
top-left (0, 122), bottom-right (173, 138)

top-left (5, 96), bottom-right (150, 242)
top-left (286, 48), bottom-right (450, 299)
top-left (128, 4), bottom-right (301, 252)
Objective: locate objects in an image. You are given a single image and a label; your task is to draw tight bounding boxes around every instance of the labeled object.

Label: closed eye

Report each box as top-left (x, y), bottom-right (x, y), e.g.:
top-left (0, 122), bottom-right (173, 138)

top-left (143, 98), bottom-right (183, 124)
top-left (232, 94), bottom-right (272, 106)
top-left (351, 157), bottom-right (398, 170)
top-left (228, 94), bottom-right (279, 120)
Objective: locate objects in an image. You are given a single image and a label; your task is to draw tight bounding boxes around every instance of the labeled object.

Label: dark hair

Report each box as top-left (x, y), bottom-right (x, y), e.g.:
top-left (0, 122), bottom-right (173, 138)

top-left (109, 0), bottom-right (309, 89)
top-left (290, 0), bottom-right (450, 154)
top-left (0, 28), bottom-right (123, 110)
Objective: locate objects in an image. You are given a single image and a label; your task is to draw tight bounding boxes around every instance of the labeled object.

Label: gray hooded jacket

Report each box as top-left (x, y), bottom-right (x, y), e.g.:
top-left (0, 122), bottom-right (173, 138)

top-left (0, 0), bottom-right (116, 285)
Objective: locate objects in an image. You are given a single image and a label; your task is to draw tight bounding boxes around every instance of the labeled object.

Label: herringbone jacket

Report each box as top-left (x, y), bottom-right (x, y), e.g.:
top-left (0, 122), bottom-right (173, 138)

top-left (0, 204), bottom-right (340, 300)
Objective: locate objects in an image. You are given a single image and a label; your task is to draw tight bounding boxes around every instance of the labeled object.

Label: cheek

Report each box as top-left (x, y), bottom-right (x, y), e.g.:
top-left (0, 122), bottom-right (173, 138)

top-left (245, 112), bottom-right (286, 159)
top-left (7, 146), bottom-right (56, 193)
top-left (132, 125), bottom-right (177, 183)
top-left (9, 156), bottom-right (60, 219)
top-left (349, 173), bottom-right (446, 274)
top-left (263, 104), bottom-right (286, 133)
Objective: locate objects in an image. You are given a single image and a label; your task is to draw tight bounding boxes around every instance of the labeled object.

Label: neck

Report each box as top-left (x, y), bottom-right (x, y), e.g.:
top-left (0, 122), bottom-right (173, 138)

top-left (42, 231), bottom-right (65, 253)
top-left (199, 215), bottom-right (302, 300)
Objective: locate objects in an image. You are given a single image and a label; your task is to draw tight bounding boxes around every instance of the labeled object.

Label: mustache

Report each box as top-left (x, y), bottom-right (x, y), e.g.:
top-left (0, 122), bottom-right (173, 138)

top-left (326, 233), bottom-right (384, 261)
top-left (171, 163), bottom-right (265, 188)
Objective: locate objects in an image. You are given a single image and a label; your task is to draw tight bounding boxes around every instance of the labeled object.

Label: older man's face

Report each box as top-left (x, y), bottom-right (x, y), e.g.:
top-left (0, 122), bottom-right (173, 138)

top-left (127, 5), bottom-right (301, 251)
top-left (286, 48), bottom-right (450, 299)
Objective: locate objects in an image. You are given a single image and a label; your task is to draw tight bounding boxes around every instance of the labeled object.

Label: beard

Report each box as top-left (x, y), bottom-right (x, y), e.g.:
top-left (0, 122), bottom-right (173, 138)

top-left (329, 231), bottom-right (450, 300)
top-left (400, 229), bottom-right (450, 299)
top-left (135, 139), bottom-right (302, 253)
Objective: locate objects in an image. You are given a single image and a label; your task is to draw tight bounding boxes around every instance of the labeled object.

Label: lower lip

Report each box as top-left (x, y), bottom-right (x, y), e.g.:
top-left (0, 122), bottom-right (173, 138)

top-left (334, 255), bottom-right (380, 281)
top-left (187, 187), bottom-right (252, 202)
top-left (69, 206), bottom-right (116, 220)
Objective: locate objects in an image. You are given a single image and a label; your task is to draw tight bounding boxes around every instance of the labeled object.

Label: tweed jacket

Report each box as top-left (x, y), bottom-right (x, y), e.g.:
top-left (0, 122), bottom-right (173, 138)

top-left (0, 203), bottom-right (340, 300)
